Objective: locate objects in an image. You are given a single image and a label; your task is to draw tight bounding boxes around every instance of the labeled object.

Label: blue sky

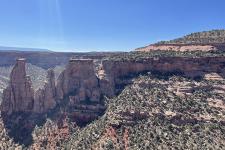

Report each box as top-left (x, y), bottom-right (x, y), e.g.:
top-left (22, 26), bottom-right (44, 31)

top-left (0, 0), bottom-right (224, 52)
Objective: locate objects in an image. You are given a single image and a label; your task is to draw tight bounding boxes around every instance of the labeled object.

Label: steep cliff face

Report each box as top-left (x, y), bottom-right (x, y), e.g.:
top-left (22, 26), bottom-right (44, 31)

top-left (33, 69), bottom-right (56, 113)
top-left (55, 59), bottom-right (105, 125)
top-left (1, 59), bottom-right (34, 115)
top-left (101, 57), bottom-right (225, 95)
top-left (2, 56), bottom-right (225, 115)
top-left (0, 59), bottom-right (57, 115)
top-left (56, 59), bottom-right (101, 103)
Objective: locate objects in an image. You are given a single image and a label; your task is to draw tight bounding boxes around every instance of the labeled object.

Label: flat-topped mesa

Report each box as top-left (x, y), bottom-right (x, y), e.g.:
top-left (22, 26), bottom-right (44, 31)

top-left (56, 58), bottom-right (101, 103)
top-left (135, 43), bottom-right (225, 52)
top-left (1, 58), bottom-right (34, 115)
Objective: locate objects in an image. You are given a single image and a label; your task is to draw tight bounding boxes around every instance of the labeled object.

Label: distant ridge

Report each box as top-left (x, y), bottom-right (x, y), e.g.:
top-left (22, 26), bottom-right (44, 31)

top-left (156, 29), bottom-right (225, 45)
top-left (0, 46), bottom-right (51, 52)
top-left (136, 29), bottom-right (225, 52)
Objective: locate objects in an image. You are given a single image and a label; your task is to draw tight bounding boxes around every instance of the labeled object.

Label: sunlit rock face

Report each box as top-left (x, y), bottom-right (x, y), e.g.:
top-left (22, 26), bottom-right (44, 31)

top-left (1, 56), bottom-right (225, 118)
top-left (33, 69), bottom-right (56, 113)
top-left (1, 58), bottom-right (34, 115)
top-left (56, 59), bottom-right (101, 103)
top-left (55, 59), bottom-right (105, 125)
top-left (100, 56), bottom-right (225, 95)
top-left (0, 59), bottom-right (57, 115)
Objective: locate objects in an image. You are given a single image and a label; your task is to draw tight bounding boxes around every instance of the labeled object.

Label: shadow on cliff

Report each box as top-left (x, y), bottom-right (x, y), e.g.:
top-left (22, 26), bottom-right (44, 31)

top-left (1, 69), bottom-right (225, 147)
top-left (114, 69), bottom-right (188, 95)
top-left (1, 93), bottom-right (106, 146)
top-left (1, 112), bottom-right (46, 146)
top-left (1, 104), bottom-right (77, 146)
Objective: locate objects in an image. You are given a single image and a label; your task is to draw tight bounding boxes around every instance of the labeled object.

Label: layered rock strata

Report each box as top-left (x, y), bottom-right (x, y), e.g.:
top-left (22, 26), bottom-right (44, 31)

top-left (100, 57), bottom-right (225, 95)
top-left (56, 59), bottom-right (101, 103)
top-left (1, 58), bottom-right (34, 115)
top-left (33, 69), bottom-right (56, 113)
top-left (135, 43), bottom-right (225, 52)
top-left (0, 59), bottom-right (57, 115)
top-left (1, 56), bottom-right (225, 117)
top-left (56, 59), bottom-right (105, 124)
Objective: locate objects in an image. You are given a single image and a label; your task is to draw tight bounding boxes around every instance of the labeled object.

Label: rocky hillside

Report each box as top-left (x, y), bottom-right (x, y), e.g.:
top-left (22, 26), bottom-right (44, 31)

top-left (64, 73), bottom-right (225, 149)
top-left (158, 29), bottom-right (225, 44)
top-left (1, 69), bottom-right (225, 149)
top-left (136, 30), bottom-right (225, 52)
top-left (0, 50), bottom-right (225, 149)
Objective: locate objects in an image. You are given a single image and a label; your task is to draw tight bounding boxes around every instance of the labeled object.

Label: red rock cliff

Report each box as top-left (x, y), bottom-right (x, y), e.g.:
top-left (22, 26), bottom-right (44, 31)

top-left (2, 56), bottom-right (225, 116)
top-left (101, 56), bottom-right (225, 95)
top-left (56, 59), bottom-right (101, 102)
top-left (1, 59), bottom-right (34, 115)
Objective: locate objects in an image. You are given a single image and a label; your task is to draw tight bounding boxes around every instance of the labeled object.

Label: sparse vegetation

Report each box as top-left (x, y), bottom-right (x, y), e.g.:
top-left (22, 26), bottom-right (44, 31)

top-left (157, 29), bottom-right (225, 44)
top-left (0, 34), bottom-right (225, 149)
top-left (105, 50), bottom-right (225, 62)
top-left (1, 57), bottom-right (225, 149)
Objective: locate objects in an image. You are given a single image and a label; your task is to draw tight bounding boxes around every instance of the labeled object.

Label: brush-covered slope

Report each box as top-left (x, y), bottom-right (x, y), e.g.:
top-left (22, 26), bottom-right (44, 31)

top-left (158, 29), bottom-right (225, 44)
top-left (136, 30), bottom-right (225, 52)
top-left (63, 73), bottom-right (225, 150)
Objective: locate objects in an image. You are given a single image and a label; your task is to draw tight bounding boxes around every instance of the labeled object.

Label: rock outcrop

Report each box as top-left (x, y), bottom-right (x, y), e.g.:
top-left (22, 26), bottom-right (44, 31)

top-left (100, 56), bottom-right (225, 95)
top-left (33, 69), bottom-right (56, 113)
top-left (1, 56), bottom-right (225, 118)
top-left (0, 59), bottom-right (57, 115)
top-left (56, 59), bottom-right (101, 103)
top-left (55, 59), bottom-right (105, 125)
top-left (1, 58), bottom-right (34, 115)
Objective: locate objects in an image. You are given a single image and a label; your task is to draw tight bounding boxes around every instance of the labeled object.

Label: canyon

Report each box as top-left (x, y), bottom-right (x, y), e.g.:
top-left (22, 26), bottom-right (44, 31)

top-left (2, 54), bottom-right (225, 116)
top-left (0, 29), bottom-right (225, 149)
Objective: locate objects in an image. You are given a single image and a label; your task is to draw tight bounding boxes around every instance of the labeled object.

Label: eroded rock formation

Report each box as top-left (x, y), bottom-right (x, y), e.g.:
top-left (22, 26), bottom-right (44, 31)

top-left (1, 58), bottom-right (34, 115)
top-left (0, 59), bottom-right (57, 115)
top-left (33, 69), bottom-right (56, 113)
top-left (55, 59), bottom-right (105, 125)
top-left (1, 56), bottom-right (225, 117)
top-left (56, 59), bottom-right (101, 103)
top-left (100, 57), bottom-right (225, 95)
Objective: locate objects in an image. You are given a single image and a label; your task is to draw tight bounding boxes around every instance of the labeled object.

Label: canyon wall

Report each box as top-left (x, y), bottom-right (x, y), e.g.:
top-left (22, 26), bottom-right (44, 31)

top-left (56, 59), bottom-right (101, 103)
top-left (1, 56), bottom-right (225, 116)
top-left (101, 57), bottom-right (225, 95)
top-left (33, 69), bottom-right (57, 113)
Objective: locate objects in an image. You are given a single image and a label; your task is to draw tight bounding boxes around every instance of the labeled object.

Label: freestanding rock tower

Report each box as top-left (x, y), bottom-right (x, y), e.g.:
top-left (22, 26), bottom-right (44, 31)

top-left (1, 58), bottom-right (34, 115)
